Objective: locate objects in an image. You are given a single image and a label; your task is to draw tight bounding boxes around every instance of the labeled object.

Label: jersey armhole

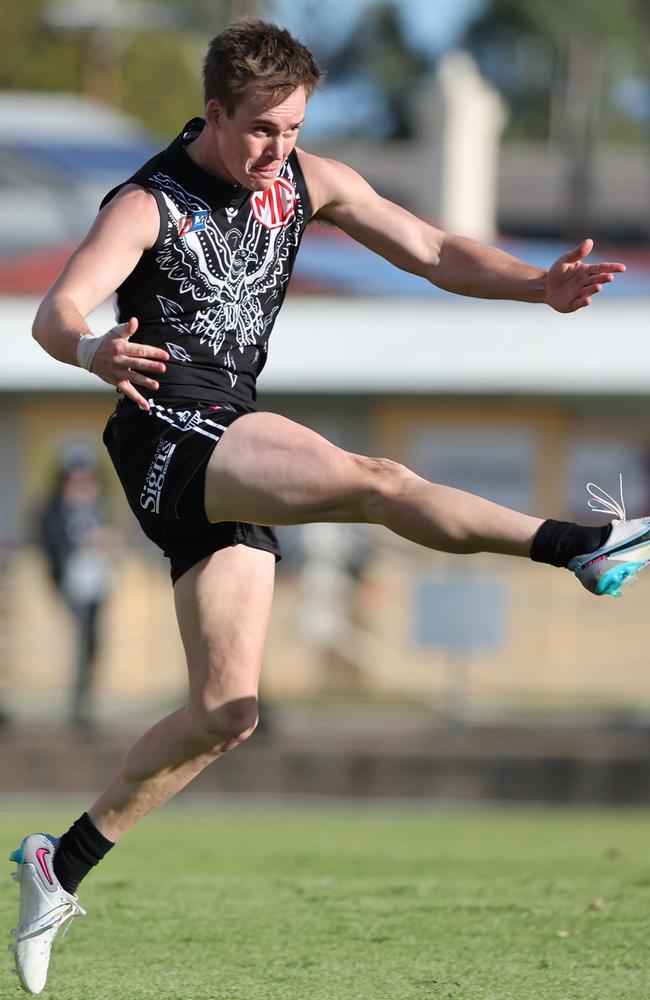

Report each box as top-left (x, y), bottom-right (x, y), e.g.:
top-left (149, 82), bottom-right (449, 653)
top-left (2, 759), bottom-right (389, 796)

top-left (289, 149), bottom-right (313, 221)
top-left (147, 188), bottom-right (169, 253)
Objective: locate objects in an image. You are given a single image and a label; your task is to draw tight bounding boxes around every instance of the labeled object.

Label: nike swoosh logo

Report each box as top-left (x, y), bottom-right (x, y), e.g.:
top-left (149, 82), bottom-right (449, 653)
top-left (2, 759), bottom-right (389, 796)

top-left (35, 847), bottom-right (54, 886)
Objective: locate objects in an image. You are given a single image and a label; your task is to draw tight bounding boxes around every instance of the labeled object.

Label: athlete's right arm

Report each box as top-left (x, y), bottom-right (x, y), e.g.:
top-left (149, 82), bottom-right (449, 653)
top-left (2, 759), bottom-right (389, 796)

top-left (32, 184), bottom-right (169, 411)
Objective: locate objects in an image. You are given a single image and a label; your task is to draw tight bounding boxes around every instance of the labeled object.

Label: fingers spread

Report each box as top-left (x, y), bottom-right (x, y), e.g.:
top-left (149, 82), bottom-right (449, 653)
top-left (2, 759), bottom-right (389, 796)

top-left (109, 321), bottom-right (135, 338)
top-left (587, 262), bottom-right (626, 274)
top-left (123, 317), bottom-right (139, 338)
top-left (114, 354), bottom-right (166, 373)
top-left (128, 343), bottom-right (169, 361)
top-left (127, 370), bottom-right (160, 391)
top-left (117, 379), bottom-right (150, 410)
top-left (584, 273), bottom-right (613, 285)
top-left (563, 238), bottom-right (594, 263)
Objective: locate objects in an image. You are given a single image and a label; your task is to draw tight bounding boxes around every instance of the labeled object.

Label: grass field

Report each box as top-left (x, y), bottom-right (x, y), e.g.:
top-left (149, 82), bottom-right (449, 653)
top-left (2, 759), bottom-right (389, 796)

top-left (1, 804), bottom-right (649, 999)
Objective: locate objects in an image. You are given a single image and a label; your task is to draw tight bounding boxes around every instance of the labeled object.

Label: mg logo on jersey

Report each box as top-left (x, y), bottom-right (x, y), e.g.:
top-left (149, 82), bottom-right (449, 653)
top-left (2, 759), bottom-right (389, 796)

top-left (178, 210), bottom-right (210, 237)
top-left (250, 179), bottom-right (296, 230)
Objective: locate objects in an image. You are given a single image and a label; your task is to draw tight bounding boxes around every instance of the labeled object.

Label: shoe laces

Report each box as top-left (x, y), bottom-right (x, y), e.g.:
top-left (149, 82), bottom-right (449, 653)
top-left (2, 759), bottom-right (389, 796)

top-left (586, 473), bottom-right (626, 522)
top-left (11, 896), bottom-right (86, 945)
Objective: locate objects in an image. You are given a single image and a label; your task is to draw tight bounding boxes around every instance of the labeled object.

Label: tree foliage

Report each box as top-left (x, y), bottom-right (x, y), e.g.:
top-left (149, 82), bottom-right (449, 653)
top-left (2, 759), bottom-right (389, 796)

top-left (327, 2), bottom-right (428, 138)
top-left (0, 0), bottom-right (244, 137)
top-left (1, 0), bottom-right (81, 93)
top-left (463, 0), bottom-right (650, 141)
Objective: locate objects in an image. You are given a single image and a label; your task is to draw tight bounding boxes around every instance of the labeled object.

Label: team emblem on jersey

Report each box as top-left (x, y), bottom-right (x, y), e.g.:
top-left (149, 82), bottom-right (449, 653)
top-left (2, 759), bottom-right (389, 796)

top-left (250, 179), bottom-right (296, 230)
top-left (178, 210), bottom-right (210, 237)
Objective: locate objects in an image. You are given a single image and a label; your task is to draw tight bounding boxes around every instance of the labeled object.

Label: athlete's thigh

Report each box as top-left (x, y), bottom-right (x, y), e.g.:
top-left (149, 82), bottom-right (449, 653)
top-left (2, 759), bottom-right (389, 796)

top-left (173, 543), bottom-right (275, 714)
top-left (205, 411), bottom-right (373, 524)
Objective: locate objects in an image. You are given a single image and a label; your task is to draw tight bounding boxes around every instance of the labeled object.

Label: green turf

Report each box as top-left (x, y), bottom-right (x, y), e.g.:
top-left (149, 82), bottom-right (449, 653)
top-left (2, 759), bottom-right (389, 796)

top-left (1, 805), bottom-right (649, 999)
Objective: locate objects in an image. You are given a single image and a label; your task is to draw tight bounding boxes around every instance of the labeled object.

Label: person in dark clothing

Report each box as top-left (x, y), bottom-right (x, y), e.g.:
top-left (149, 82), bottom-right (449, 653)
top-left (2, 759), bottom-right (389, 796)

top-left (38, 446), bottom-right (112, 730)
top-left (0, 539), bottom-right (11, 730)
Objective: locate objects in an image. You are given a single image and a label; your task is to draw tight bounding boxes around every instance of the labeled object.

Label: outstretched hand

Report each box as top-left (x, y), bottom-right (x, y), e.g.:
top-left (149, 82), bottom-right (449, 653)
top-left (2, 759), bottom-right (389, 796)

top-left (91, 317), bottom-right (168, 411)
top-left (546, 238), bottom-right (626, 313)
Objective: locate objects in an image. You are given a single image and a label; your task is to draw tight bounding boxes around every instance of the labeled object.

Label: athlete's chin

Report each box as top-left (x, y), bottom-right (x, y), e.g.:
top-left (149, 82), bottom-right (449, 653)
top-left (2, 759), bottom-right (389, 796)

top-left (247, 169), bottom-right (280, 190)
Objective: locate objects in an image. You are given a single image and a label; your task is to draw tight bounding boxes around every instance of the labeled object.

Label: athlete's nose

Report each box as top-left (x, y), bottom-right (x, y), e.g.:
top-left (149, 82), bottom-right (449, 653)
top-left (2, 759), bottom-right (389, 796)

top-left (265, 136), bottom-right (283, 162)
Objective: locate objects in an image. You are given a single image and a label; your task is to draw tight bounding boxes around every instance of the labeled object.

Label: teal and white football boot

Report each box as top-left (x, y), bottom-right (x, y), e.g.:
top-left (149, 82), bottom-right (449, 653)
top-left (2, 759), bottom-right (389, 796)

top-left (9, 833), bottom-right (85, 994)
top-left (569, 478), bottom-right (650, 597)
top-left (569, 517), bottom-right (650, 597)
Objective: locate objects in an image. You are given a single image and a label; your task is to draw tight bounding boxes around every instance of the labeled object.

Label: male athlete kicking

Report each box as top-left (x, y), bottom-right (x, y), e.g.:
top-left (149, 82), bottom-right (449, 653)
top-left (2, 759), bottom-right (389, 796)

top-left (11, 19), bottom-right (650, 994)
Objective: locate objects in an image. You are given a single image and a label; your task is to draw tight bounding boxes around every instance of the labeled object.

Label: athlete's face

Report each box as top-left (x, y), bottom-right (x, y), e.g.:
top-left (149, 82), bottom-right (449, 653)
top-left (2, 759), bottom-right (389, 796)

top-left (206, 86), bottom-right (306, 191)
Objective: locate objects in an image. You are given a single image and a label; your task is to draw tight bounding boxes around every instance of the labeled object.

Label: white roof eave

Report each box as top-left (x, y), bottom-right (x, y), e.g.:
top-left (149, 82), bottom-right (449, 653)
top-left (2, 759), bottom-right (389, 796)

top-left (1, 296), bottom-right (645, 396)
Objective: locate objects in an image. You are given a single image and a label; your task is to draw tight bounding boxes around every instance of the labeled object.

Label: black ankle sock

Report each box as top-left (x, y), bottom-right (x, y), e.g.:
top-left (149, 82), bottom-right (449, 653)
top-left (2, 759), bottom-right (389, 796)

top-left (530, 519), bottom-right (613, 568)
top-left (53, 813), bottom-right (114, 895)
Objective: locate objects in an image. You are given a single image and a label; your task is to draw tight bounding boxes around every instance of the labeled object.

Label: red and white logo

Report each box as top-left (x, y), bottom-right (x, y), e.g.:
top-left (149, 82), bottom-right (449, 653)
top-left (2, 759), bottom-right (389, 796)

top-left (178, 216), bottom-right (194, 237)
top-left (250, 179), bottom-right (296, 230)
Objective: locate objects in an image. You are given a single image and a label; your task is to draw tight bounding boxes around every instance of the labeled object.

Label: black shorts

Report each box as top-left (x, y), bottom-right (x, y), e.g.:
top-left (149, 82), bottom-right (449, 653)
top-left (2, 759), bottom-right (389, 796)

top-left (102, 398), bottom-right (281, 584)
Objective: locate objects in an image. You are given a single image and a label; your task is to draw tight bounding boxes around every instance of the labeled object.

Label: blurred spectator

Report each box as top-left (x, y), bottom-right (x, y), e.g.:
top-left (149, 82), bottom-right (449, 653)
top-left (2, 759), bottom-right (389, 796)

top-left (298, 523), bottom-right (375, 692)
top-left (0, 539), bottom-right (11, 730)
top-left (38, 446), bottom-right (114, 731)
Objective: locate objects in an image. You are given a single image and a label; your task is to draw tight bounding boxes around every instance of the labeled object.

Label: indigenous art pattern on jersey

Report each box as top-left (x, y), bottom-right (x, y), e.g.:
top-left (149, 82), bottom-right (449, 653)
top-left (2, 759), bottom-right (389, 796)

top-left (150, 162), bottom-right (305, 390)
top-left (107, 121), bottom-right (311, 407)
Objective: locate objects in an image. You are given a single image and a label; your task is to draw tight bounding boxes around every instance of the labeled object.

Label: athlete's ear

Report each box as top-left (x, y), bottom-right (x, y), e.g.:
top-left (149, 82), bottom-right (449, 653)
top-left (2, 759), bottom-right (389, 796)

top-left (205, 99), bottom-right (223, 125)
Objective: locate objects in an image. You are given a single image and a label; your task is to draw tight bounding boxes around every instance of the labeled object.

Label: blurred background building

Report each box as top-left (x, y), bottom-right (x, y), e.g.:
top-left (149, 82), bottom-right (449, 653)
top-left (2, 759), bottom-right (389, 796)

top-left (1, 0), bottom-right (650, 801)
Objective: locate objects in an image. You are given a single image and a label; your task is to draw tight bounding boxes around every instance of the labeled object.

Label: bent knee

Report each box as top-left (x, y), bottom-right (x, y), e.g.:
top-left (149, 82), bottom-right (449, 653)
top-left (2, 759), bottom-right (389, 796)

top-left (190, 696), bottom-right (259, 754)
top-left (355, 455), bottom-right (414, 522)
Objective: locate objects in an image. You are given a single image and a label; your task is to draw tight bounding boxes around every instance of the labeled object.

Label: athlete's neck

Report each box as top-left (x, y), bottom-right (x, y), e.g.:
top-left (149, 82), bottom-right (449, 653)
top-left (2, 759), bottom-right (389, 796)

top-left (184, 128), bottom-right (242, 190)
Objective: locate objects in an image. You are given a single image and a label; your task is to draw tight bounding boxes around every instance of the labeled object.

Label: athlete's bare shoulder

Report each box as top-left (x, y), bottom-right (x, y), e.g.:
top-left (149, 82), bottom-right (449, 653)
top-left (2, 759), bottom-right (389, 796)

top-left (295, 148), bottom-right (372, 219)
top-left (95, 183), bottom-right (161, 252)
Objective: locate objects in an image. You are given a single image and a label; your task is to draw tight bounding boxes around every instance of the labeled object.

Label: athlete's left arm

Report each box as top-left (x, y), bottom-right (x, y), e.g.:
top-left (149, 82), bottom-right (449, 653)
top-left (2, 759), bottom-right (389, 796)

top-left (297, 151), bottom-right (625, 313)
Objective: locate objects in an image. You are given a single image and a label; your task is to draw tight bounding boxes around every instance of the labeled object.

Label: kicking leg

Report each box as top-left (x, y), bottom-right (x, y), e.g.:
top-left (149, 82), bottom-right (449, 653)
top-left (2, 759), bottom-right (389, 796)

top-left (204, 412), bottom-right (640, 594)
top-left (204, 411), bottom-right (542, 556)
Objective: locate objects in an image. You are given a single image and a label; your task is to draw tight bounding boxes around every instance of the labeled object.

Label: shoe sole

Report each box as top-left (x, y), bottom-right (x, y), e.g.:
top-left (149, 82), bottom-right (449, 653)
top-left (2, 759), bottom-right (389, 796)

top-left (9, 840), bottom-right (26, 991)
top-left (595, 560), bottom-right (649, 597)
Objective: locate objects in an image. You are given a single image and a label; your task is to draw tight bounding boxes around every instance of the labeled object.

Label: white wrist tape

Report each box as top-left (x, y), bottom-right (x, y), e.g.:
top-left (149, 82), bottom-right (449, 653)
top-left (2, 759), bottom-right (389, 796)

top-left (76, 333), bottom-right (102, 372)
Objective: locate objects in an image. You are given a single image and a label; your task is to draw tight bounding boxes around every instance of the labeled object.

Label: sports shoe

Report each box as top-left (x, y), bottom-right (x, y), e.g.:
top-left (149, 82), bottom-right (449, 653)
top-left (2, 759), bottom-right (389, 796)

top-left (9, 833), bottom-right (86, 994)
top-left (569, 517), bottom-right (650, 597)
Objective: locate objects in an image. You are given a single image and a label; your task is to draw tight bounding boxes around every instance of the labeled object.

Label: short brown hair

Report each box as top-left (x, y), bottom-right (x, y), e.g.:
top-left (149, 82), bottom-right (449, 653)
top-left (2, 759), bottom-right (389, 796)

top-left (203, 19), bottom-right (322, 114)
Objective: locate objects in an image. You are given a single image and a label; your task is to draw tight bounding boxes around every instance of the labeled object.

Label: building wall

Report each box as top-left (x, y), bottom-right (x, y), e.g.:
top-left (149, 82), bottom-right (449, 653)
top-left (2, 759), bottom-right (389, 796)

top-left (0, 398), bottom-right (23, 547)
top-left (2, 388), bottom-right (650, 722)
top-left (311, 137), bottom-right (650, 240)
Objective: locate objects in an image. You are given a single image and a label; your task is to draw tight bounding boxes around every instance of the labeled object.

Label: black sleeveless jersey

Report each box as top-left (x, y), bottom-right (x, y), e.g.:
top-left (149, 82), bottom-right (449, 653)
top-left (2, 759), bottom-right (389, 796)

top-left (102, 118), bottom-right (312, 408)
